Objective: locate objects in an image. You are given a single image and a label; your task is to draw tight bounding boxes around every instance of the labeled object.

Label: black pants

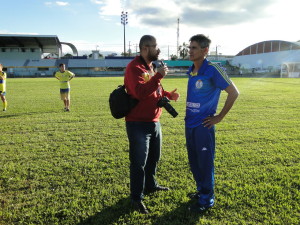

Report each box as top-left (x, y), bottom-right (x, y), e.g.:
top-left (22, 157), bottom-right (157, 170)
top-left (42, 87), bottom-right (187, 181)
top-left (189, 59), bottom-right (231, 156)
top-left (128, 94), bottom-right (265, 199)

top-left (126, 121), bottom-right (162, 201)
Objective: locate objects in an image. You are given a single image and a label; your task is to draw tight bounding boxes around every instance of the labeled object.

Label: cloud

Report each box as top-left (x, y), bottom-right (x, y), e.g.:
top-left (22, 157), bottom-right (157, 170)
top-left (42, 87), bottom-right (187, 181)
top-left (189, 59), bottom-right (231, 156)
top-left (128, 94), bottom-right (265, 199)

top-left (0, 31), bottom-right (39, 35)
top-left (91, 0), bottom-right (122, 22)
top-left (94, 0), bottom-right (277, 29)
top-left (56, 1), bottom-right (69, 6)
top-left (179, 0), bottom-right (274, 28)
top-left (90, 0), bottom-right (104, 4)
top-left (44, 1), bottom-right (70, 7)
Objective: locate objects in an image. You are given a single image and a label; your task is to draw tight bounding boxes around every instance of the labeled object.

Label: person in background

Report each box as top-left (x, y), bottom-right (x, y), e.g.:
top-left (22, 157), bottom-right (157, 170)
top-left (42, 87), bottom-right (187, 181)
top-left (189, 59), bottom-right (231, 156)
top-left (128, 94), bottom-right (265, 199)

top-left (124, 35), bottom-right (180, 214)
top-left (185, 34), bottom-right (239, 212)
top-left (54, 63), bottom-right (75, 111)
top-left (0, 63), bottom-right (8, 111)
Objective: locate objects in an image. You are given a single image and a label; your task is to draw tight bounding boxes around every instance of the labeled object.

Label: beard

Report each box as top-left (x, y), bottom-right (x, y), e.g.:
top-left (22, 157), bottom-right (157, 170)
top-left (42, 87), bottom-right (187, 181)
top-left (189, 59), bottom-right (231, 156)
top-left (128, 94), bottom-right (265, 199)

top-left (147, 48), bottom-right (160, 61)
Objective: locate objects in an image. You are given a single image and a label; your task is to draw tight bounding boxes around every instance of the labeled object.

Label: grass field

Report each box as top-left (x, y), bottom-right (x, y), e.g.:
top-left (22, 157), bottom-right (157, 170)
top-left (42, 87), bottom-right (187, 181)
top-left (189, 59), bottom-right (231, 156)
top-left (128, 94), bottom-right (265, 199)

top-left (0, 77), bottom-right (299, 225)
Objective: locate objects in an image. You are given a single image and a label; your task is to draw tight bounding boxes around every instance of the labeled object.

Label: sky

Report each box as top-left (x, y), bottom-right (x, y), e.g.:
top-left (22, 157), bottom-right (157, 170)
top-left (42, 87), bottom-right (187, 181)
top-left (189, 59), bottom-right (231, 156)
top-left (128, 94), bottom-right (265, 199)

top-left (1, 0), bottom-right (299, 59)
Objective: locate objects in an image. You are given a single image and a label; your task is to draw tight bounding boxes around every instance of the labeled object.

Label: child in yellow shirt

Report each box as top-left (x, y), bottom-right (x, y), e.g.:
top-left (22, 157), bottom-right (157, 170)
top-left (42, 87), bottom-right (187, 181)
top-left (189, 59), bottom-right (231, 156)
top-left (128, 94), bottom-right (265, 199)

top-left (0, 63), bottom-right (7, 111)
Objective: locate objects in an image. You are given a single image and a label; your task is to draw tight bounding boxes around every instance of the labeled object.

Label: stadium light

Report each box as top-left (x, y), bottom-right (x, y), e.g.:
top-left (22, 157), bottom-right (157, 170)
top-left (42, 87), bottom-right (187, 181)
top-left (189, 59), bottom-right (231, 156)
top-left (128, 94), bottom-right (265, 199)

top-left (216, 45), bottom-right (221, 60)
top-left (121, 11), bottom-right (128, 57)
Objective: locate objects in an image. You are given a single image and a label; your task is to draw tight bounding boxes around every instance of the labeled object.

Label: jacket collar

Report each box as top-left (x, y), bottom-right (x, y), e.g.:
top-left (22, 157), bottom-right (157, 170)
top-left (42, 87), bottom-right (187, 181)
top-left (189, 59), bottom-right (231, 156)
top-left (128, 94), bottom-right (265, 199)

top-left (188, 58), bottom-right (209, 76)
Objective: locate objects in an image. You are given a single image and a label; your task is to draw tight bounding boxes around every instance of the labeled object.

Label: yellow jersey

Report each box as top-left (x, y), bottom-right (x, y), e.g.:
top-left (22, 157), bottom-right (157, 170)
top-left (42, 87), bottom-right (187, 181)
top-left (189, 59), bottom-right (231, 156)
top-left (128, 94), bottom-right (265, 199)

top-left (0, 71), bottom-right (6, 92)
top-left (55, 70), bottom-right (75, 89)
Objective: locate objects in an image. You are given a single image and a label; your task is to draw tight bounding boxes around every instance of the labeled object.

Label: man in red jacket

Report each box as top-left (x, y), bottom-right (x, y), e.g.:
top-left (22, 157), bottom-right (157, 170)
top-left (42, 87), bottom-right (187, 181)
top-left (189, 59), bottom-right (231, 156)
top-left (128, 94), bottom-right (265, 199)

top-left (125, 35), bottom-right (179, 214)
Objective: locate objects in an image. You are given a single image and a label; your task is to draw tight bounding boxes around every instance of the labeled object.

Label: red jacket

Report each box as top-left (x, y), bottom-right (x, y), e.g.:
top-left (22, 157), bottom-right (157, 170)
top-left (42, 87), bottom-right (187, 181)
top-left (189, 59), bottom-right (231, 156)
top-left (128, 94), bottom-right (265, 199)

top-left (124, 56), bottom-right (171, 122)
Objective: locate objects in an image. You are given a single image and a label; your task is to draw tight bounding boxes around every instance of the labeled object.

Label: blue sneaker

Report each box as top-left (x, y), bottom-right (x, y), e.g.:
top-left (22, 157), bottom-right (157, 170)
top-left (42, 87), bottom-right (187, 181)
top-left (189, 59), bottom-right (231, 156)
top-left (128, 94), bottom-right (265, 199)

top-left (189, 195), bottom-right (214, 213)
top-left (198, 194), bottom-right (214, 206)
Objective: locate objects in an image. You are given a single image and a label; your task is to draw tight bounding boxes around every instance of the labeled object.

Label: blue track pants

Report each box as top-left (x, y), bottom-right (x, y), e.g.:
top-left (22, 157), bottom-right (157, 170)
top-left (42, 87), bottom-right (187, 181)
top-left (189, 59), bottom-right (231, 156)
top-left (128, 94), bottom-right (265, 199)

top-left (185, 124), bottom-right (215, 200)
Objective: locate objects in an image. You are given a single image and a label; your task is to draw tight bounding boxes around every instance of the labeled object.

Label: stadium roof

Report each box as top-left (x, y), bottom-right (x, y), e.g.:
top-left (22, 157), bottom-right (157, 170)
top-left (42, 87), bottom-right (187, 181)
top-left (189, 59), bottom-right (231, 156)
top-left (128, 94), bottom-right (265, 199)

top-left (236, 40), bottom-right (300, 56)
top-left (0, 34), bottom-right (78, 56)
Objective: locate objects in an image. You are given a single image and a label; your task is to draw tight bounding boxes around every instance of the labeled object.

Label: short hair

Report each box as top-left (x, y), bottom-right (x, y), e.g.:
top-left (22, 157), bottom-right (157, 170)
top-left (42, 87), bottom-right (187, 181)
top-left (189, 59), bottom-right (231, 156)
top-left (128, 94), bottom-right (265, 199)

top-left (139, 35), bottom-right (156, 50)
top-left (59, 63), bottom-right (65, 67)
top-left (189, 34), bottom-right (211, 49)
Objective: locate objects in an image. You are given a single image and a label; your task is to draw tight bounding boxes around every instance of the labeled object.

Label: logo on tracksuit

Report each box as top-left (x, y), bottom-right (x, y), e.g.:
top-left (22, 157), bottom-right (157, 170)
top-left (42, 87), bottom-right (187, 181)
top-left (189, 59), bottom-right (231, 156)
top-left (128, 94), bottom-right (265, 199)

top-left (195, 79), bottom-right (203, 89)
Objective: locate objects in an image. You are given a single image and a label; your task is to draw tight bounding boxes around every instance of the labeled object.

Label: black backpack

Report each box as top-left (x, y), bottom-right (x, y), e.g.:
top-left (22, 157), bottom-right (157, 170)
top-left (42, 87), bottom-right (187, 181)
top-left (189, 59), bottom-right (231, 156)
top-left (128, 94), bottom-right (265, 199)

top-left (109, 85), bottom-right (139, 119)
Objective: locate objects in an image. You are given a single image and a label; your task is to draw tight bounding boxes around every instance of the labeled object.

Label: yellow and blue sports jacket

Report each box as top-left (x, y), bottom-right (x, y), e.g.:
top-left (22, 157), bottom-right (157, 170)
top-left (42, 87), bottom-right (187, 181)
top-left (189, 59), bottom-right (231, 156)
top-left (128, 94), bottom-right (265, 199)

top-left (185, 59), bottom-right (232, 128)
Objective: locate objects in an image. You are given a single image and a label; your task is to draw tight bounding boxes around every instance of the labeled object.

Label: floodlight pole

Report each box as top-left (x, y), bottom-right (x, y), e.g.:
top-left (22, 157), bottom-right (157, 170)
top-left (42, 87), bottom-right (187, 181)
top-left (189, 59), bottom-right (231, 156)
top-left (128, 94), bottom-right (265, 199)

top-left (177, 18), bottom-right (180, 58)
top-left (216, 45), bottom-right (221, 60)
top-left (121, 11), bottom-right (128, 57)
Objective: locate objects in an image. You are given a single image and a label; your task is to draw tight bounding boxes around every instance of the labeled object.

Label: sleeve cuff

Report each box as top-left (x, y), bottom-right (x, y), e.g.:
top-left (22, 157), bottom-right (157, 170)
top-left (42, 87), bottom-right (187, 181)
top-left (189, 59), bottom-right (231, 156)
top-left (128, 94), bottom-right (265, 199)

top-left (154, 72), bottom-right (164, 80)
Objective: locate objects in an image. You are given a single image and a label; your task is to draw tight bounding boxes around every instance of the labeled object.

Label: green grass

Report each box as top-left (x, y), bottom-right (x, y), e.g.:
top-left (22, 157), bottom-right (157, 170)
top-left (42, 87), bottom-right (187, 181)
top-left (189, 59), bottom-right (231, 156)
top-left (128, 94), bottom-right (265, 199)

top-left (0, 77), bottom-right (299, 225)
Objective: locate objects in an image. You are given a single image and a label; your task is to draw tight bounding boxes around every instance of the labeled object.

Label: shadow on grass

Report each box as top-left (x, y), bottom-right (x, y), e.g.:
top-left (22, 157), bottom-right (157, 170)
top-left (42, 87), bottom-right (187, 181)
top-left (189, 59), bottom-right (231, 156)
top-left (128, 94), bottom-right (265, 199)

top-left (77, 197), bottom-right (206, 225)
top-left (151, 199), bottom-right (206, 225)
top-left (77, 197), bottom-right (132, 225)
top-left (0, 110), bottom-right (59, 118)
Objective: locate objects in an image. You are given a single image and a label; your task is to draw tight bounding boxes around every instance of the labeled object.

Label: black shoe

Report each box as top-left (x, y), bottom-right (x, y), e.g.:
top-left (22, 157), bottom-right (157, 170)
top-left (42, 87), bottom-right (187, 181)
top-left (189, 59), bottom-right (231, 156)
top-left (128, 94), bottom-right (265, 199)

top-left (187, 191), bottom-right (201, 199)
top-left (131, 200), bottom-right (149, 214)
top-left (144, 186), bottom-right (170, 194)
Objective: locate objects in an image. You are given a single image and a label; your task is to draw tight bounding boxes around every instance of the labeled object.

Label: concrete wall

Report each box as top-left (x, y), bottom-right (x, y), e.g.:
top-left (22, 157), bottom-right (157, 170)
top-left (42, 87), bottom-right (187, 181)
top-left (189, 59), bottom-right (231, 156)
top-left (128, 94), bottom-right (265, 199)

top-left (0, 48), bottom-right (41, 60)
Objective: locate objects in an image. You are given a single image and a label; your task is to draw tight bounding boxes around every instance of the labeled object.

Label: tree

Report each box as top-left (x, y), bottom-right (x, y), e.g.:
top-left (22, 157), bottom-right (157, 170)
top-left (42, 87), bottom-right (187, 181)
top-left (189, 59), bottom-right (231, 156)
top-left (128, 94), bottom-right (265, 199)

top-left (63, 53), bottom-right (73, 59)
top-left (88, 53), bottom-right (103, 59)
top-left (121, 52), bottom-right (130, 57)
top-left (170, 54), bottom-right (178, 60)
top-left (108, 53), bottom-right (118, 57)
top-left (178, 42), bottom-right (189, 59)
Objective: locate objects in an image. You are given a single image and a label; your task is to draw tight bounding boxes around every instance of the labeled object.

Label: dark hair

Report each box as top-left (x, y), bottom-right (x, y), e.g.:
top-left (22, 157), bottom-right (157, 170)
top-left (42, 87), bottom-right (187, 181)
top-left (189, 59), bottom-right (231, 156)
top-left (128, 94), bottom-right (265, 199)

top-left (59, 63), bottom-right (65, 67)
top-left (139, 35), bottom-right (156, 50)
top-left (189, 34), bottom-right (211, 49)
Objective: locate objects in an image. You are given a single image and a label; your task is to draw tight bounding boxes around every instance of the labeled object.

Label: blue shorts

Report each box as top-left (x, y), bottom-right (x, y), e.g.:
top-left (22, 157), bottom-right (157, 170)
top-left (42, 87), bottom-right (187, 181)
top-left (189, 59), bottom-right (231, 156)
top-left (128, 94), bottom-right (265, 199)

top-left (60, 88), bottom-right (70, 93)
top-left (0, 91), bottom-right (6, 96)
top-left (60, 89), bottom-right (70, 100)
